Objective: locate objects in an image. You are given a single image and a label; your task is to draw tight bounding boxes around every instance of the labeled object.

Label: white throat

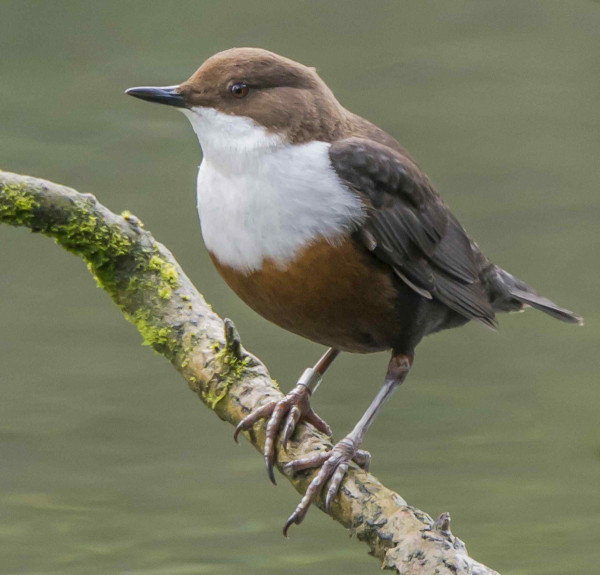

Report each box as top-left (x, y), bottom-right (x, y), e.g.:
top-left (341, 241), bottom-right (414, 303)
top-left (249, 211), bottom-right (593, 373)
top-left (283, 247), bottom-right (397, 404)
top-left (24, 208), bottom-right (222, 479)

top-left (181, 106), bottom-right (363, 272)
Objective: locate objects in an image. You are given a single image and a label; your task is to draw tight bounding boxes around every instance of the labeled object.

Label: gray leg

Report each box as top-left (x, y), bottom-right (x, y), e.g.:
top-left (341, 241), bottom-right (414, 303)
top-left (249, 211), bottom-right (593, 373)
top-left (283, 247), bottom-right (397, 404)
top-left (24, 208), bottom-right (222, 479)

top-left (233, 348), bottom-right (340, 485)
top-left (283, 353), bottom-right (413, 536)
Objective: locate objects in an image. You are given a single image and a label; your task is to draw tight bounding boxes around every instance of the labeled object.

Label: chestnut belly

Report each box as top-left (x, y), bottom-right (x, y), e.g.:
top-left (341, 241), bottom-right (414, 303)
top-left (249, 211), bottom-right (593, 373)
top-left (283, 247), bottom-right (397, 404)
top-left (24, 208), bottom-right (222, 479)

top-left (209, 237), bottom-right (420, 353)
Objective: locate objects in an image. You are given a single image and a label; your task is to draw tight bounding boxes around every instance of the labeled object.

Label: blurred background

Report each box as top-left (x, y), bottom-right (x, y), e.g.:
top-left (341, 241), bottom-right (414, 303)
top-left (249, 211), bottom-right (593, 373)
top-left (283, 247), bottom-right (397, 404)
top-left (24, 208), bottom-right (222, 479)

top-left (1, 1), bottom-right (599, 573)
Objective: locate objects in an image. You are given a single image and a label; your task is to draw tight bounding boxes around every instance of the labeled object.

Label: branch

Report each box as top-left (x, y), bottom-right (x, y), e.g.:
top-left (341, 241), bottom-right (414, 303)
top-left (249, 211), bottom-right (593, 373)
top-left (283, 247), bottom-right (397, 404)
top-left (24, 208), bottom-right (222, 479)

top-left (0, 171), bottom-right (500, 574)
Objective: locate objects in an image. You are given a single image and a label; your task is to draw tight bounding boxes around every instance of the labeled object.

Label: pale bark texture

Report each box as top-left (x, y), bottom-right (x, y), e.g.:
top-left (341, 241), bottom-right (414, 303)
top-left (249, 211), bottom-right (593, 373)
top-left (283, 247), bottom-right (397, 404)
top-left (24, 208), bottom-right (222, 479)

top-left (0, 171), bottom-right (500, 574)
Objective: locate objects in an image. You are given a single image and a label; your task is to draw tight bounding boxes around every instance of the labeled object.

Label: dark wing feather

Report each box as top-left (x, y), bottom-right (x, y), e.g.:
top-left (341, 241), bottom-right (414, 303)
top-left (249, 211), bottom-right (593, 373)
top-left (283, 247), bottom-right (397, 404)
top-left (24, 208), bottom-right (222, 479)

top-left (329, 137), bottom-right (495, 327)
top-left (429, 214), bottom-right (478, 284)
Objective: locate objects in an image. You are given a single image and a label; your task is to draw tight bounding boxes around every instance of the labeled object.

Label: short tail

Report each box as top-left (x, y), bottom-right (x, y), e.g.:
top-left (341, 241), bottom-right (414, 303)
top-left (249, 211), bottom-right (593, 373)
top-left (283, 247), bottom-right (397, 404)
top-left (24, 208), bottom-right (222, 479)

top-left (483, 266), bottom-right (583, 325)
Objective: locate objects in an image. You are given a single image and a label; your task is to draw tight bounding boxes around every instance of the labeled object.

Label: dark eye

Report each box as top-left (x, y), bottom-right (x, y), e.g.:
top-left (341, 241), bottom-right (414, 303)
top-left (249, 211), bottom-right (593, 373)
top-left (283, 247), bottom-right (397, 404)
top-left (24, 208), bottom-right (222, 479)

top-left (230, 83), bottom-right (249, 99)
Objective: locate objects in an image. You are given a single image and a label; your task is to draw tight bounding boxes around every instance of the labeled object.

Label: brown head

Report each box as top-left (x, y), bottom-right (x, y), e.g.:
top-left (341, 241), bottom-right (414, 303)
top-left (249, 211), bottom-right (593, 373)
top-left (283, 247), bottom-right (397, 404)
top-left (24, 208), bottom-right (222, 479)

top-left (126, 47), bottom-right (348, 144)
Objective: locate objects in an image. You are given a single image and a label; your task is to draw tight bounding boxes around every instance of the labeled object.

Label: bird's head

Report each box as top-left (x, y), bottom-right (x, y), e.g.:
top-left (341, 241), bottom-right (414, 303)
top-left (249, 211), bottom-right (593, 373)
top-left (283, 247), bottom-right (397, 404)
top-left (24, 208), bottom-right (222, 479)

top-left (126, 47), bottom-right (346, 156)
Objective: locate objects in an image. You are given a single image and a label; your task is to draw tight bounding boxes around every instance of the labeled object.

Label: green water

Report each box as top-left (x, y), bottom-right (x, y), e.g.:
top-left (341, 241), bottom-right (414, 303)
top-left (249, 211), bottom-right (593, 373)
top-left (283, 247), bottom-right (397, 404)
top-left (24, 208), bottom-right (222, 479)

top-left (1, 2), bottom-right (599, 573)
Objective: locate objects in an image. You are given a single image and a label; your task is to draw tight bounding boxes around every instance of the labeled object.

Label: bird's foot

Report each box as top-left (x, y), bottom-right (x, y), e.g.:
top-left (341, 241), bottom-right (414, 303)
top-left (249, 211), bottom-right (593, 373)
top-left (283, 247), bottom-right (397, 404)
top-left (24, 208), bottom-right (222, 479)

top-left (233, 383), bottom-right (332, 485)
top-left (282, 435), bottom-right (370, 536)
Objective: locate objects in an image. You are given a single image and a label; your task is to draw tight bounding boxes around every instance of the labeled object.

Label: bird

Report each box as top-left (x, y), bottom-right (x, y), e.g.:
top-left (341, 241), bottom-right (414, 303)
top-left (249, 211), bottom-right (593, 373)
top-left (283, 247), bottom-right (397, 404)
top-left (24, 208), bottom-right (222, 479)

top-left (126, 47), bottom-right (582, 535)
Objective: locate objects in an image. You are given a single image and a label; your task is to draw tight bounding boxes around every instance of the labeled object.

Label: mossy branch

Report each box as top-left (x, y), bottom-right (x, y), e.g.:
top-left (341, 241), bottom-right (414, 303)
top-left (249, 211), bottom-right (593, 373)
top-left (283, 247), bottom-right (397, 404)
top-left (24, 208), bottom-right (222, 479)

top-left (0, 171), bottom-right (500, 575)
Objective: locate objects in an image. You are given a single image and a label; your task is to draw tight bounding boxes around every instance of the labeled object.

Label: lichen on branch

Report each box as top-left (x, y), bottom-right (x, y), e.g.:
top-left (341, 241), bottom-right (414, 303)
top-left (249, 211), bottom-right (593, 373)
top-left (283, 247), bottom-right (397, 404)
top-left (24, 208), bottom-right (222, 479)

top-left (0, 171), bottom-right (500, 575)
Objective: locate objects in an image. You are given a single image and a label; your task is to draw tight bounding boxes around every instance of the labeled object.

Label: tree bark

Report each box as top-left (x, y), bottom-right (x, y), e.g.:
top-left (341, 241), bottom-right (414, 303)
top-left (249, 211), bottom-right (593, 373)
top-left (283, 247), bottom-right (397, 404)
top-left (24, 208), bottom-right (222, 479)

top-left (0, 171), bottom-right (500, 575)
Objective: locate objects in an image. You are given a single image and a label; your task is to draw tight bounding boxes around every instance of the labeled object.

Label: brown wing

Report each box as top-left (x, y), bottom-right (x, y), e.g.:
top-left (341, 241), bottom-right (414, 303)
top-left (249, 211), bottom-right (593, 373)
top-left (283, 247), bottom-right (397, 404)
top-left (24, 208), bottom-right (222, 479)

top-left (329, 137), bottom-right (496, 328)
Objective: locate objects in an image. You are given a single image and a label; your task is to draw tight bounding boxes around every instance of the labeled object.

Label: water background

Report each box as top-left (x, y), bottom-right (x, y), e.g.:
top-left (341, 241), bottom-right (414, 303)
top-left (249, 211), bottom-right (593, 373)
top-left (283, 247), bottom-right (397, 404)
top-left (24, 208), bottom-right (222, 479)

top-left (1, 2), bottom-right (599, 573)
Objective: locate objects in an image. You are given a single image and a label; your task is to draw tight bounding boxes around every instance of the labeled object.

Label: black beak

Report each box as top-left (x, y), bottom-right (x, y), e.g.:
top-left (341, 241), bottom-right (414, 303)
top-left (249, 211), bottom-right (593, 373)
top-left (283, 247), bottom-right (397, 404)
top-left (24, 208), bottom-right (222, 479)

top-left (125, 85), bottom-right (187, 108)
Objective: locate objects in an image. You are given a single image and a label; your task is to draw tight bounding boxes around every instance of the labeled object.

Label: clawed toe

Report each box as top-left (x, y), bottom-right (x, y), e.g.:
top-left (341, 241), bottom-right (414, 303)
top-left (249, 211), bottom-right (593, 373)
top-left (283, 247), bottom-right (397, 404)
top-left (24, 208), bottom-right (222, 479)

top-left (281, 405), bottom-right (302, 449)
top-left (283, 436), bottom-right (362, 535)
top-left (302, 409), bottom-right (333, 437)
top-left (233, 384), bottom-right (332, 485)
top-left (233, 401), bottom-right (275, 444)
top-left (234, 394), bottom-right (368, 535)
top-left (284, 450), bottom-right (329, 473)
top-left (325, 462), bottom-right (349, 511)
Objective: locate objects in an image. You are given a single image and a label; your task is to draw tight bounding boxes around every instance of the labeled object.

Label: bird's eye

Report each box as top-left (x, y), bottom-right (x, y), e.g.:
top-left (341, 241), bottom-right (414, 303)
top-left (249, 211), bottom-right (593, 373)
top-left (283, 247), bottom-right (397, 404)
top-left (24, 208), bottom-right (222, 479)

top-left (230, 83), bottom-right (249, 99)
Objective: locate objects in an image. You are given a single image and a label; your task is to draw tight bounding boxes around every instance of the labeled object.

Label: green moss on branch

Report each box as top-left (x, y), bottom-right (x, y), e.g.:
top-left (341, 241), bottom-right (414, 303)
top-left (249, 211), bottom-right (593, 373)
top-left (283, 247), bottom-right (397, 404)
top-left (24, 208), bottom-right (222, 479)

top-left (0, 183), bottom-right (38, 225)
top-left (204, 342), bottom-right (250, 409)
top-left (0, 175), bottom-right (183, 361)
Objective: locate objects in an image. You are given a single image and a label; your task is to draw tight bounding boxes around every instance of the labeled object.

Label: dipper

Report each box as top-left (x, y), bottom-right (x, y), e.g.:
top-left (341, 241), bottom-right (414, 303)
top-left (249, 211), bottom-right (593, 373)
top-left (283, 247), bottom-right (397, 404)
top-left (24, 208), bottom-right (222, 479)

top-left (126, 47), bottom-right (582, 534)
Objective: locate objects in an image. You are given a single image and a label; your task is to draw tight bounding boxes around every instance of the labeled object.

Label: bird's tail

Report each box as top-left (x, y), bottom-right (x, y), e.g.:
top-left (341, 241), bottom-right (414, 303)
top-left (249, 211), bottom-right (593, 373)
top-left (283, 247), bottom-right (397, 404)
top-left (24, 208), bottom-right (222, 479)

top-left (482, 265), bottom-right (583, 325)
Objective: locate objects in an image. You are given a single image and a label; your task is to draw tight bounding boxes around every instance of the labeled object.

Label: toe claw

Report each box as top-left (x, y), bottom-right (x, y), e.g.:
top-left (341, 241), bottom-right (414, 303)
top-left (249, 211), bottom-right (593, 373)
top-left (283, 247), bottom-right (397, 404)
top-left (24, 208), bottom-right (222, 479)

top-left (304, 410), bottom-right (333, 436)
top-left (283, 493), bottom-right (311, 537)
top-left (265, 455), bottom-right (277, 486)
top-left (232, 384), bottom-right (334, 490)
top-left (281, 405), bottom-right (302, 450)
top-left (324, 489), bottom-right (334, 513)
top-left (233, 401), bottom-right (276, 444)
top-left (283, 513), bottom-right (298, 537)
top-left (263, 403), bottom-right (288, 482)
top-left (282, 436), bottom-right (363, 533)
top-left (233, 422), bottom-right (244, 444)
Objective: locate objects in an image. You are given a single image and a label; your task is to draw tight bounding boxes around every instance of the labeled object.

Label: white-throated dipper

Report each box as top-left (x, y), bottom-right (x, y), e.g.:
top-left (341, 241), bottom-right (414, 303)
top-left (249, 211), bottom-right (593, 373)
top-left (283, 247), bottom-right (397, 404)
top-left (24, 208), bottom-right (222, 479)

top-left (126, 47), bottom-right (582, 535)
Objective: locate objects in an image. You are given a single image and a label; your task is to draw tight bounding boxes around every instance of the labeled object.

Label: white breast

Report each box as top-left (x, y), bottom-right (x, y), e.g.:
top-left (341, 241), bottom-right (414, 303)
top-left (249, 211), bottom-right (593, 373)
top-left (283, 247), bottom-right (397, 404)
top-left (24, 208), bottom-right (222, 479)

top-left (181, 107), bottom-right (364, 272)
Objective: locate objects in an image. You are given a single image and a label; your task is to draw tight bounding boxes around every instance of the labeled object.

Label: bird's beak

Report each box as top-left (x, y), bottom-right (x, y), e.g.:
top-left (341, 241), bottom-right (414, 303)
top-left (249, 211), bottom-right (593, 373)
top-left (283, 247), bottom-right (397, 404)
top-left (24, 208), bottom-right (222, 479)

top-left (125, 85), bottom-right (187, 108)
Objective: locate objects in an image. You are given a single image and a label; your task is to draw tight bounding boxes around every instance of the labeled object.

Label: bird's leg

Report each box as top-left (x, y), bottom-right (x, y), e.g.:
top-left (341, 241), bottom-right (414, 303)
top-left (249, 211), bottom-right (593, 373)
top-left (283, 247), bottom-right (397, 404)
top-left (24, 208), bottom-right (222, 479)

top-left (234, 347), bottom-right (340, 485)
top-left (283, 353), bottom-right (413, 536)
